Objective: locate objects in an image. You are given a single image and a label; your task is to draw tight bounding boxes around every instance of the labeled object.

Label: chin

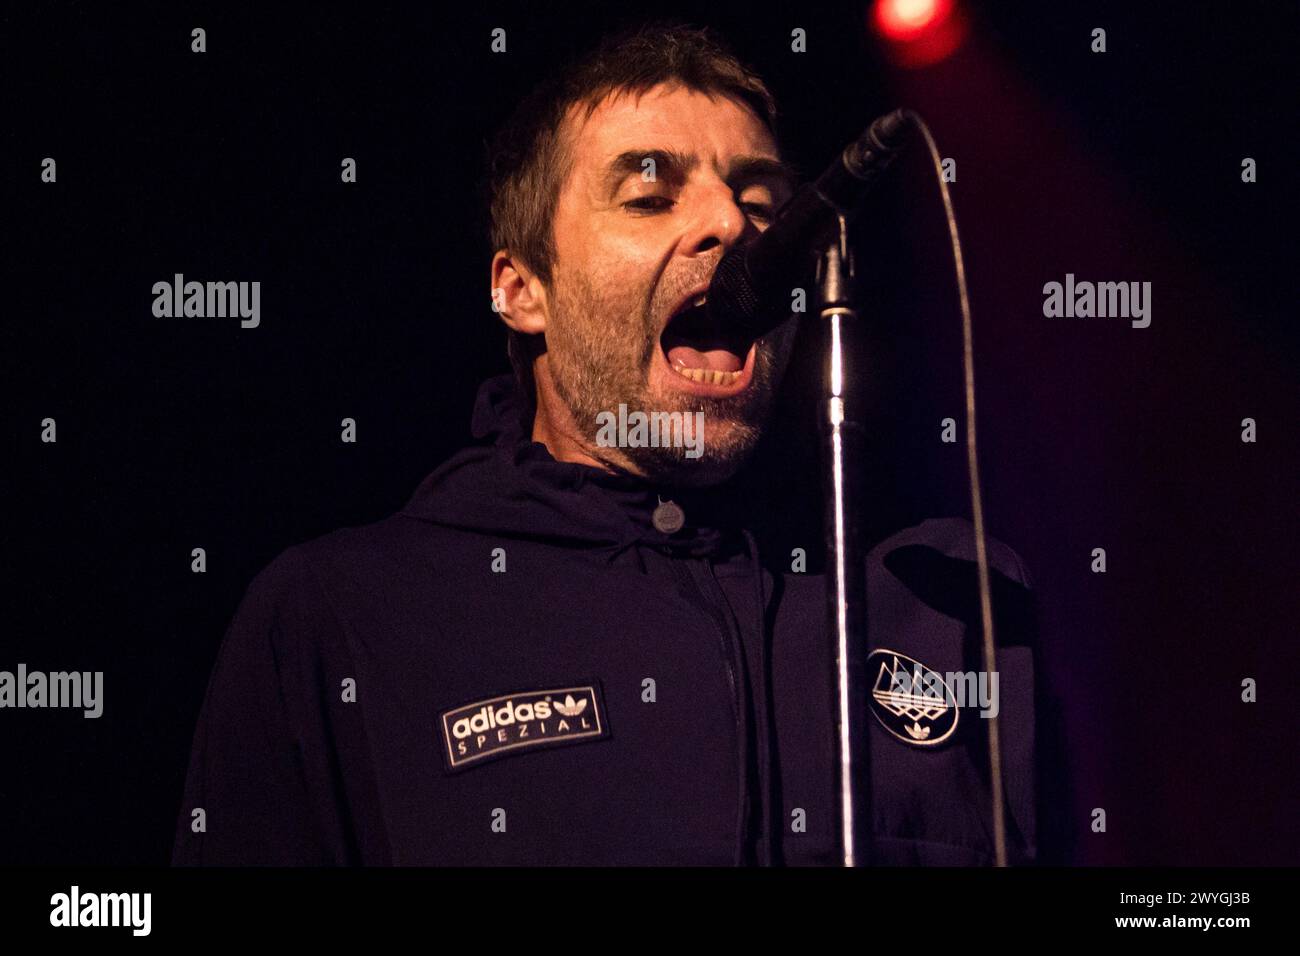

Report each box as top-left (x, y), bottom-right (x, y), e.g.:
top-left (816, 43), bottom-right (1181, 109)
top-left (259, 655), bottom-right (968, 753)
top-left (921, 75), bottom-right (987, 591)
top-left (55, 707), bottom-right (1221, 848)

top-left (626, 423), bottom-right (762, 488)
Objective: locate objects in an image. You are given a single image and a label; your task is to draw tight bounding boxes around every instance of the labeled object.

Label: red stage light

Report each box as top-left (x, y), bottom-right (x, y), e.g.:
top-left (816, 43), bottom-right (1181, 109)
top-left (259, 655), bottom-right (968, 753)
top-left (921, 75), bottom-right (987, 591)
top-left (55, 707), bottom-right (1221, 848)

top-left (874, 0), bottom-right (950, 41)
top-left (870, 0), bottom-right (966, 67)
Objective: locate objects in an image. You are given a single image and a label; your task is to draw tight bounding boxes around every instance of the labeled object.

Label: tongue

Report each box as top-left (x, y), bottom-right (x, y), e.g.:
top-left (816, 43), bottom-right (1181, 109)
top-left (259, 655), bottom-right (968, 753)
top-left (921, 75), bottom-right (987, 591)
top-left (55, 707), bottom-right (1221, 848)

top-left (666, 345), bottom-right (744, 372)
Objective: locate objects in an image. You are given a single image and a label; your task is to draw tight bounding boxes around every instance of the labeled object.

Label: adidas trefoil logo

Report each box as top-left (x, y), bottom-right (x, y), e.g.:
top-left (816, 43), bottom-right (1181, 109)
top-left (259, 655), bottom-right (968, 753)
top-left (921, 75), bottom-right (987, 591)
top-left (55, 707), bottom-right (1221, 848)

top-left (554, 694), bottom-right (588, 717)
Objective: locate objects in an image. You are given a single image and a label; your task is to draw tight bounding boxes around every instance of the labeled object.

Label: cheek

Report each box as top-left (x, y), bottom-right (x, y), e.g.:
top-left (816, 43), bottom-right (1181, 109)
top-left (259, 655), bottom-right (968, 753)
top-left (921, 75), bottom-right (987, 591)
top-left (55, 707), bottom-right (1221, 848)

top-left (555, 197), bottom-right (655, 282)
top-left (550, 200), bottom-right (667, 339)
top-left (567, 243), bottom-right (657, 326)
top-left (593, 230), bottom-right (658, 281)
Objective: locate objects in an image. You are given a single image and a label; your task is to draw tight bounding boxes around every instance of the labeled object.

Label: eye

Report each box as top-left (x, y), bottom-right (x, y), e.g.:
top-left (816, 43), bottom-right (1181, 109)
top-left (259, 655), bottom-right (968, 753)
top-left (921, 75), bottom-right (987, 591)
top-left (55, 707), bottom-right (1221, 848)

top-left (623, 196), bottom-right (676, 213)
top-left (740, 202), bottom-right (774, 222)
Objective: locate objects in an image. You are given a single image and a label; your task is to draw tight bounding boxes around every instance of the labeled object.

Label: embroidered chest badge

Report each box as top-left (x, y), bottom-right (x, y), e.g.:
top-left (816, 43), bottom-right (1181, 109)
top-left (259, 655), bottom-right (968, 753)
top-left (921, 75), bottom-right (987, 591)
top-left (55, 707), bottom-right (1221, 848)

top-left (867, 649), bottom-right (959, 746)
top-left (439, 683), bottom-right (610, 771)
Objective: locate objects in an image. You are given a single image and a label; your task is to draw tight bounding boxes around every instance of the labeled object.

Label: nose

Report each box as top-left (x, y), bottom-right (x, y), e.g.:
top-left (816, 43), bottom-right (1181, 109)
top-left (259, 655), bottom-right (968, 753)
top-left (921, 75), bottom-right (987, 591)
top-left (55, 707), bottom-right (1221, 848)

top-left (680, 181), bottom-right (753, 259)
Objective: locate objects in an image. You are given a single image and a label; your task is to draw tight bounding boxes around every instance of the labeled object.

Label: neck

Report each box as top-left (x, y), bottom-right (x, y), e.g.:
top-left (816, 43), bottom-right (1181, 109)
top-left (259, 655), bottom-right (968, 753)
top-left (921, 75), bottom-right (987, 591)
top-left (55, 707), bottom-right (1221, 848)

top-left (529, 359), bottom-right (621, 473)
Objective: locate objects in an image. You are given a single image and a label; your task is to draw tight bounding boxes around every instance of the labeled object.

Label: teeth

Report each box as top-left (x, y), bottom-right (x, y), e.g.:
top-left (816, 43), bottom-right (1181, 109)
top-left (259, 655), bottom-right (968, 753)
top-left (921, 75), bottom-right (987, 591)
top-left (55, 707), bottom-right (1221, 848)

top-left (675, 366), bottom-right (742, 385)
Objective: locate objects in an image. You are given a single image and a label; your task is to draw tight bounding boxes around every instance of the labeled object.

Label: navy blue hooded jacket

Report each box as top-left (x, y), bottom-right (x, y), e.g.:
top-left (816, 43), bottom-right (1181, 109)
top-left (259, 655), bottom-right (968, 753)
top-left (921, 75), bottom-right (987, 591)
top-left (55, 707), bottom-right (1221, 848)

top-left (172, 374), bottom-right (1063, 866)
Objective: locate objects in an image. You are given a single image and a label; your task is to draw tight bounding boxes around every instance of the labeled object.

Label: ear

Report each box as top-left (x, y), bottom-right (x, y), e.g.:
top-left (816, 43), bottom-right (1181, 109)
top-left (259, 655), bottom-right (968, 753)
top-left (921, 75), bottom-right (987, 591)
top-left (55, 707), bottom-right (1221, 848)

top-left (491, 250), bottom-right (549, 335)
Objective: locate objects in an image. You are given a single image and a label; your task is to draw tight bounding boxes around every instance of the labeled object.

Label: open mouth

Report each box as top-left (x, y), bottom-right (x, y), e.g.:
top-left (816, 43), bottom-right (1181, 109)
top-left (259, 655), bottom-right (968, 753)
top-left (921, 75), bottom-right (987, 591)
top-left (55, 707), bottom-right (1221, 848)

top-left (659, 292), bottom-right (757, 394)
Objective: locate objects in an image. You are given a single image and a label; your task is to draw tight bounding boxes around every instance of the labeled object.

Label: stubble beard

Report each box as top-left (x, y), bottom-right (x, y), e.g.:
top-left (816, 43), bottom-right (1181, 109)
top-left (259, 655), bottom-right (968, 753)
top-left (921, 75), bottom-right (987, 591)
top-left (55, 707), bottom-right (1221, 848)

top-left (544, 265), bottom-right (791, 488)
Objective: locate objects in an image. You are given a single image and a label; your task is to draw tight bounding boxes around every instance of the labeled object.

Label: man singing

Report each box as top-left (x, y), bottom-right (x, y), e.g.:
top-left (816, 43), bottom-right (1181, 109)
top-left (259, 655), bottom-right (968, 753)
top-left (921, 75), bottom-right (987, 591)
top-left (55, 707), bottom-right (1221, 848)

top-left (174, 22), bottom-right (1063, 866)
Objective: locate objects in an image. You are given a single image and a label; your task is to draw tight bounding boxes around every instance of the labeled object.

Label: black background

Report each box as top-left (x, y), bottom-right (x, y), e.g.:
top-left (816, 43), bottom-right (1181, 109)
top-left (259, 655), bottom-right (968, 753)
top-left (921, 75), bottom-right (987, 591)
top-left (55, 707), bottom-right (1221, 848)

top-left (3, 1), bottom-right (1296, 865)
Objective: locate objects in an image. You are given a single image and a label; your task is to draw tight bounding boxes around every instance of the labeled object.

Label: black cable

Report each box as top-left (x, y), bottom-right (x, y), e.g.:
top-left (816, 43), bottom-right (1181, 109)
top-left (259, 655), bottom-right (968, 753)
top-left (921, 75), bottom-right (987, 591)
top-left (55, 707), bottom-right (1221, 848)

top-left (901, 110), bottom-right (1009, 867)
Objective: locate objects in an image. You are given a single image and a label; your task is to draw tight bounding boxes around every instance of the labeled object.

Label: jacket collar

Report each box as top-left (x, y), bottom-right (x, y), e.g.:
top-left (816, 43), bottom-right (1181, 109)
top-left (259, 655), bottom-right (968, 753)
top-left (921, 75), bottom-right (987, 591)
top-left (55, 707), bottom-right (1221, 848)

top-left (402, 375), bottom-right (750, 562)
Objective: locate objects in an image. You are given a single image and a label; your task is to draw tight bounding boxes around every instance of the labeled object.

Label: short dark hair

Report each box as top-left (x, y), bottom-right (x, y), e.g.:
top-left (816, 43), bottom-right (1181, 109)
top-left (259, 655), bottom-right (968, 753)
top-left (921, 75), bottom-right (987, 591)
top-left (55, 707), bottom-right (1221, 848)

top-left (485, 22), bottom-right (781, 411)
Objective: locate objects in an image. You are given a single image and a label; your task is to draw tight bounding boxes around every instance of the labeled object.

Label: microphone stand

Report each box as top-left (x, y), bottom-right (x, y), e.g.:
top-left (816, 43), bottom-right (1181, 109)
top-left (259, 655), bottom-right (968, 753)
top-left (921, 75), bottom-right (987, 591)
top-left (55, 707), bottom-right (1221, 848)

top-left (818, 213), bottom-right (872, 867)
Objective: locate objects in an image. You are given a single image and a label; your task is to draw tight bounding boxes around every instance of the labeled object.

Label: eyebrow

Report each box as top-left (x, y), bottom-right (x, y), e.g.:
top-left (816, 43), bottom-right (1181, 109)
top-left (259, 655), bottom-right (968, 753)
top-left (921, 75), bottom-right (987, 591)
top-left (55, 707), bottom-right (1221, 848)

top-left (728, 156), bottom-right (800, 195)
top-left (601, 149), bottom-right (800, 198)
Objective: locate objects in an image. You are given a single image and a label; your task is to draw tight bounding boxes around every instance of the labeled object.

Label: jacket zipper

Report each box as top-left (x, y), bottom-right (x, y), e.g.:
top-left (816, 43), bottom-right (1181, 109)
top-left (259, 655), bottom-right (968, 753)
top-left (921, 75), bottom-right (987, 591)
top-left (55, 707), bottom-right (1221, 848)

top-left (668, 555), bottom-right (751, 865)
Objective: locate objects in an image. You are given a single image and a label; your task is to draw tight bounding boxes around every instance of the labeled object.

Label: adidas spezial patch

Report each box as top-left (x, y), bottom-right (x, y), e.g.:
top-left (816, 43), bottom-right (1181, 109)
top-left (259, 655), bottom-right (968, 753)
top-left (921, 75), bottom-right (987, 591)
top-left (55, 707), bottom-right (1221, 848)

top-left (867, 649), bottom-right (959, 746)
top-left (440, 683), bottom-right (609, 771)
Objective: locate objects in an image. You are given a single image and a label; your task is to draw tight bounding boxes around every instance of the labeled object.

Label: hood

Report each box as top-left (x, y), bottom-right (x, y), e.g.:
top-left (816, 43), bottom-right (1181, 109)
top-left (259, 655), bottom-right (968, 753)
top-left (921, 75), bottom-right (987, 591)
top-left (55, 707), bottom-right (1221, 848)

top-left (400, 374), bottom-right (757, 564)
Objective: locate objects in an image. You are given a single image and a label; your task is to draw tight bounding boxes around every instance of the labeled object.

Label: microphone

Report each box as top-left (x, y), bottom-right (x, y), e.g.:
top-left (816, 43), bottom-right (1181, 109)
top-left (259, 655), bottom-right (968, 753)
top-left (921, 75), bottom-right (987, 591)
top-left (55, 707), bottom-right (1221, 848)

top-left (706, 109), bottom-right (912, 339)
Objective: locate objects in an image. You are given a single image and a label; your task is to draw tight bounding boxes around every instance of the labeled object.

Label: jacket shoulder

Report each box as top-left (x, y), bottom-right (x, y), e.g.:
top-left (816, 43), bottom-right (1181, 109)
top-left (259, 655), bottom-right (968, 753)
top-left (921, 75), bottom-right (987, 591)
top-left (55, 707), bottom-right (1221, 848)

top-left (870, 517), bottom-right (1033, 589)
top-left (243, 515), bottom-right (414, 607)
